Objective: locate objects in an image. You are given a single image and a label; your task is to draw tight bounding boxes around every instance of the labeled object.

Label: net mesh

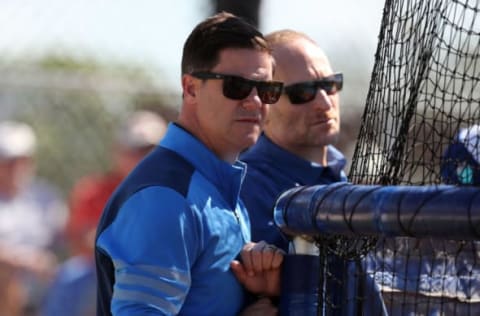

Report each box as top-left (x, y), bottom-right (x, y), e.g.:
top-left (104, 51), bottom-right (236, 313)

top-left (350, 0), bottom-right (480, 186)
top-left (294, 0), bottom-right (480, 314)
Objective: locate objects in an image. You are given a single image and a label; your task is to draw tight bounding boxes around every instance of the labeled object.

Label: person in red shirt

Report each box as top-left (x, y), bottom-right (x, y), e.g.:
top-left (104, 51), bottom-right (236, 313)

top-left (42, 110), bottom-right (167, 316)
top-left (67, 110), bottom-right (168, 257)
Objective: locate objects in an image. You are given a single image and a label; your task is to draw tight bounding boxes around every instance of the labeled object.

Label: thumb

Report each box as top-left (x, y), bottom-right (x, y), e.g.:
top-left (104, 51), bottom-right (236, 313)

top-left (230, 260), bottom-right (248, 285)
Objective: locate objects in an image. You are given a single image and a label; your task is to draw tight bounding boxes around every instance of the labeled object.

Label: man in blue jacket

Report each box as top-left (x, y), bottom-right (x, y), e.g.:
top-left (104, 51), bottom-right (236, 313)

top-left (241, 29), bottom-right (346, 254)
top-left (95, 12), bottom-right (284, 315)
top-left (240, 29), bottom-right (386, 315)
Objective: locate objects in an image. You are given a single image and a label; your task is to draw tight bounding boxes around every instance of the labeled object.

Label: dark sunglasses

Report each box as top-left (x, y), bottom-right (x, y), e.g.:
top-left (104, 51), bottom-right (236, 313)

top-left (284, 73), bottom-right (343, 105)
top-left (190, 71), bottom-right (283, 104)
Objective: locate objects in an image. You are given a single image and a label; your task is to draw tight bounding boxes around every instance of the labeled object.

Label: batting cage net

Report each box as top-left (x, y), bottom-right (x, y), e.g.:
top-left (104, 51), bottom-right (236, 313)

top-left (275, 0), bottom-right (480, 315)
top-left (350, 0), bottom-right (480, 187)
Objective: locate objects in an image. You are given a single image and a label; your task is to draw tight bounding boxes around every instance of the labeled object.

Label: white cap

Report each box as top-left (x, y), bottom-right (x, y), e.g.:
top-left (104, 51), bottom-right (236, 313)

top-left (0, 121), bottom-right (37, 160)
top-left (457, 125), bottom-right (480, 163)
top-left (116, 110), bottom-right (167, 149)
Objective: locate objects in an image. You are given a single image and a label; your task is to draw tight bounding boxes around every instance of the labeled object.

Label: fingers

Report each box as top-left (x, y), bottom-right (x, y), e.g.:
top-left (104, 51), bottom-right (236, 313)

top-left (260, 243), bottom-right (277, 270)
top-left (239, 241), bottom-right (284, 275)
top-left (233, 242), bottom-right (284, 296)
top-left (251, 241), bottom-right (268, 273)
top-left (258, 242), bottom-right (284, 270)
top-left (240, 242), bottom-right (256, 276)
top-left (230, 260), bottom-right (247, 283)
top-left (241, 241), bottom-right (267, 275)
top-left (270, 246), bottom-right (284, 269)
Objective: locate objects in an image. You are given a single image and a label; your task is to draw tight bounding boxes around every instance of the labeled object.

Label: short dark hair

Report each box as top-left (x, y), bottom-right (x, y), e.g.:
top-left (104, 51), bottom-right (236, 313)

top-left (181, 12), bottom-right (270, 75)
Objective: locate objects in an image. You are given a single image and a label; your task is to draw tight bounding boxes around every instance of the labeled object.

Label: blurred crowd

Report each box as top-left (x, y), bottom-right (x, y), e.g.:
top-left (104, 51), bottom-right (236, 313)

top-left (0, 111), bottom-right (168, 316)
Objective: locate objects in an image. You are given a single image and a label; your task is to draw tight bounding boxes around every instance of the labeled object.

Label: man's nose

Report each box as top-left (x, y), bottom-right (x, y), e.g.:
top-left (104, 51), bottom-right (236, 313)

top-left (312, 88), bottom-right (333, 110)
top-left (241, 87), bottom-right (263, 110)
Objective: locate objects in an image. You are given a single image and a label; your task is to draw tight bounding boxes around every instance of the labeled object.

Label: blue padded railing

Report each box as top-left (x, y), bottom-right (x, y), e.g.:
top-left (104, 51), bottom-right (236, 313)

top-left (274, 183), bottom-right (480, 315)
top-left (274, 182), bottom-right (480, 240)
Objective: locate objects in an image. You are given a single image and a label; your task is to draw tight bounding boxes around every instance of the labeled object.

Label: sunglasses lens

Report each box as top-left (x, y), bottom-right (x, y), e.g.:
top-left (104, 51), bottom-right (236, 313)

top-left (323, 73), bottom-right (343, 94)
top-left (193, 72), bottom-right (283, 103)
top-left (286, 84), bottom-right (317, 104)
top-left (257, 83), bottom-right (283, 104)
top-left (222, 76), bottom-right (253, 100)
top-left (284, 73), bottom-right (343, 105)
top-left (320, 82), bottom-right (335, 94)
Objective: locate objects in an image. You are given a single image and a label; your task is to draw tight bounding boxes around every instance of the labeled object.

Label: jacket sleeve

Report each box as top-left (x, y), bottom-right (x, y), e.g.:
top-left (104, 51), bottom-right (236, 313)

top-left (96, 186), bottom-right (199, 315)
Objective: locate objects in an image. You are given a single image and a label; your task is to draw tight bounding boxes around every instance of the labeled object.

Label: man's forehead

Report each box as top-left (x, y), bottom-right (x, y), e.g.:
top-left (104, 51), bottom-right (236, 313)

top-left (214, 48), bottom-right (274, 78)
top-left (275, 54), bottom-right (332, 83)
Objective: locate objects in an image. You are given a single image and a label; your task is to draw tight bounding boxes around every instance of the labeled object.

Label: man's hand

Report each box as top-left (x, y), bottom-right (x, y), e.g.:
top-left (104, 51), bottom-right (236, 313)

top-left (231, 241), bottom-right (284, 297)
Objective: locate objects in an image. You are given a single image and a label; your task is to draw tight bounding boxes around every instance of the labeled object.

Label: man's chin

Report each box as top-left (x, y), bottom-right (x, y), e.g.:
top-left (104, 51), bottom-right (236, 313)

top-left (240, 133), bottom-right (261, 151)
top-left (312, 133), bottom-right (339, 147)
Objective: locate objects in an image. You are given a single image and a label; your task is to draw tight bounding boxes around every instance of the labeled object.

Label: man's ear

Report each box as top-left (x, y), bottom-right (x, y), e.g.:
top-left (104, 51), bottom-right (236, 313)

top-left (182, 74), bottom-right (197, 100)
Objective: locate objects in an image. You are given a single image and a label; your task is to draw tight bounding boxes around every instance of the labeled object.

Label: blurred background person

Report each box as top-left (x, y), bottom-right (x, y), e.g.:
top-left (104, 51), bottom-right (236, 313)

top-left (66, 110), bottom-right (167, 260)
top-left (0, 120), bottom-right (67, 316)
top-left (441, 125), bottom-right (480, 186)
top-left (42, 110), bottom-right (168, 316)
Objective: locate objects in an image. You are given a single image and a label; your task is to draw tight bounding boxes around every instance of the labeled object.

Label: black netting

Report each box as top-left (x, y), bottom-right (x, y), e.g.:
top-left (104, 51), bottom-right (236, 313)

top-left (347, 1), bottom-right (480, 313)
top-left (350, 0), bottom-right (480, 186)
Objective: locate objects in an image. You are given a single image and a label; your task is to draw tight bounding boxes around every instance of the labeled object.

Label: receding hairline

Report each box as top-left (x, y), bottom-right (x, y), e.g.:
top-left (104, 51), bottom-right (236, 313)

top-left (265, 29), bottom-right (317, 47)
top-left (264, 29), bottom-right (329, 70)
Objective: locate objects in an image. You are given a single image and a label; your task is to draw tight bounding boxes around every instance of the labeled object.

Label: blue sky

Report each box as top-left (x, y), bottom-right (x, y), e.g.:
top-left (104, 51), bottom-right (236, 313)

top-left (0, 0), bottom-right (385, 91)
